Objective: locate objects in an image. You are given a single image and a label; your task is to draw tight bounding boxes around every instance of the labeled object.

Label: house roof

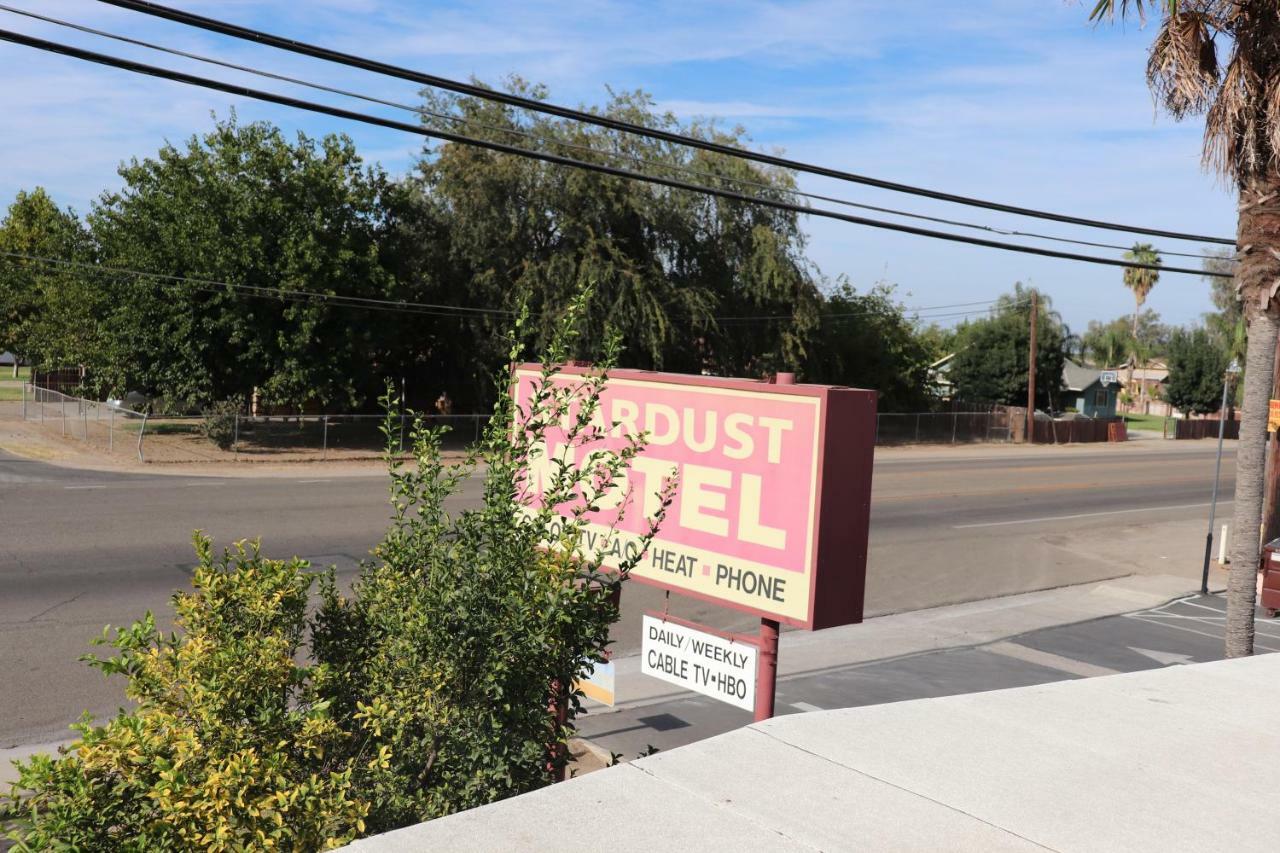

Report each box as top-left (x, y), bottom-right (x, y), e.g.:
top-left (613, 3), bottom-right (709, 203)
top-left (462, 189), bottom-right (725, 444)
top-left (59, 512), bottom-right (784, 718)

top-left (1063, 359), bottom-right (1120, 392)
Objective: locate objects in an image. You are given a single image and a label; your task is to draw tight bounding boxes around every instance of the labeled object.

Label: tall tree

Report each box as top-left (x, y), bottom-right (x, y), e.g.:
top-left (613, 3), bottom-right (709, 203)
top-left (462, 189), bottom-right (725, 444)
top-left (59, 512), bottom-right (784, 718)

top-left (89, 118), bottom-right (400, 410)
top-left (1120, 243), bottom-right (1162, 410)
top-left (0, 189), bottom-right (97, 376)
top-left (948, 284), bottom-right (1067, 409)
top-left (1094, 0), bottom-right (1280, 656)
top-left (1164, 326), bottom-right (1230, 415)
top-left (1203, 247), bottom-right (1246, 368)
top-left (1122, 242), bottom-right (1162, 338)
top-left (802, 280), bottom-right (935, 411)
top-left (410, 82), bottom-right (821, 393)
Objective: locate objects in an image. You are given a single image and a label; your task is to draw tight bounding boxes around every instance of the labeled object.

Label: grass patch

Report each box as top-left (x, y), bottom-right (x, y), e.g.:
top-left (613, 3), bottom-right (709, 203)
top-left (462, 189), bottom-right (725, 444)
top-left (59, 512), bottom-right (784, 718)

top-left (145, 421), bottom-right (203, 436)
top-left (0, 385), bottom-right (25, 401)
top-left (1124, 413), bottom-right (1169, 431)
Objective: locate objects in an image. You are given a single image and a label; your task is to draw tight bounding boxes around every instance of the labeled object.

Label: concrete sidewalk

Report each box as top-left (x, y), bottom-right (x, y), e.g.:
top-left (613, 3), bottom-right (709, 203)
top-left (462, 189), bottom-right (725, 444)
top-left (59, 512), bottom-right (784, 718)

top-left (346, 653), bottom-right (1280, 852)
top-left (594, 572), bottom-right (1208, 714)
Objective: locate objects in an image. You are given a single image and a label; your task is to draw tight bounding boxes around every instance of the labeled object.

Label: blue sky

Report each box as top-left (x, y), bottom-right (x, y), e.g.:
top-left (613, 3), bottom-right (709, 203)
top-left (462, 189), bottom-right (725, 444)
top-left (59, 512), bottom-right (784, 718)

top-left (0, 1), bottom-right (1236, 332)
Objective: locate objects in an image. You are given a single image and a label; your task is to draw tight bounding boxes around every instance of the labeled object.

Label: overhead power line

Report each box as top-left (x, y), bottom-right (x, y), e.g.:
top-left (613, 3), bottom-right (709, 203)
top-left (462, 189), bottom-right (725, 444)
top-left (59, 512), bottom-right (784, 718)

top-left (0, 29), bottom-right (1231, 281)
top-left (0, 4), bottom-right (1229, 265)
top-left (3, 250), bottom-right (1017, 326)
top-left (0, 250), bottom-right (515, 317)
top-left (96, 0), bottom-right (1236, 247)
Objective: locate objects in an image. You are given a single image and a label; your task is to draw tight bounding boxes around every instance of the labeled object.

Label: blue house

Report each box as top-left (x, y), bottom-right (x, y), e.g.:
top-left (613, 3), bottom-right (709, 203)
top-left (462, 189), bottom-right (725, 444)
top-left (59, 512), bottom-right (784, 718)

top-left (1063, 360), bottom-right (1122, 417)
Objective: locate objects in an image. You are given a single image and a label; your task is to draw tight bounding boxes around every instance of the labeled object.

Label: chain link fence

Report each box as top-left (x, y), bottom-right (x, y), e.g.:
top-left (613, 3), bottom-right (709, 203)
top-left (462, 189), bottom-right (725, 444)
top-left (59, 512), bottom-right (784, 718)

top-left (23, 384), bottom-right (149, 459)
top-left (20, 384), bottom-right (486, 463)
top-left (22, 383), bottom-right (1132, 459)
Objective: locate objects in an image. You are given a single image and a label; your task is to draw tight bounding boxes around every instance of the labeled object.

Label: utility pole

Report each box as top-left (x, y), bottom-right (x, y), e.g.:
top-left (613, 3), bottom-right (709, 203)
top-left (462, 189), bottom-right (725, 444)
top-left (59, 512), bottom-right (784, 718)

top-left (1026, 291), bottom-right (1038, 444)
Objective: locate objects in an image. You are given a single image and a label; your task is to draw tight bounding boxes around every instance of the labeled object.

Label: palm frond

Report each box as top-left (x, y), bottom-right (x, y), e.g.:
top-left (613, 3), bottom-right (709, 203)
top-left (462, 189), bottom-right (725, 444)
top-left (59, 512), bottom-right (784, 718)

top-left (1089, 0), bottom-right (1180, 23)
top-left (1147, 10), bottom-right (1219, 118)
top-left (1202, 50), bottom-right (1261, 178)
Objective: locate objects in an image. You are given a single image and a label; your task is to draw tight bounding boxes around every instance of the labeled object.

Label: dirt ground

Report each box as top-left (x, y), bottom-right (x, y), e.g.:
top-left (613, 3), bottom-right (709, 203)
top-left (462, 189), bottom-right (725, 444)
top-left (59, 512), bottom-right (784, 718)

top-left (0, 402), bottom-right (409, 477)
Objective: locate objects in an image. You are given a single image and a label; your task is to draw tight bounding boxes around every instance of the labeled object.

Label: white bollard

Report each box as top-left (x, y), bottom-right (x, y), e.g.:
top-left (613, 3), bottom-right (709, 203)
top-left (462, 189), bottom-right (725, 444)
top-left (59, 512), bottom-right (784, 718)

top-left (1219, 524), bottom-right (1229, 564)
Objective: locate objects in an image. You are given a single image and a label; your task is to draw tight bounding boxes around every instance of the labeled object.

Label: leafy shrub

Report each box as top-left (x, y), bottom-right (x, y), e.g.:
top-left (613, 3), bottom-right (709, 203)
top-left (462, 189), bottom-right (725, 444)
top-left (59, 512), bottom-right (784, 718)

top-left (202, 400), bottom-right (241, 449)
top-left (1, 534), bottom-right (367, 851)
top-left (311, 298), bottom-right (673, 830)
top-left (3, 293), bottom-right (672, 846)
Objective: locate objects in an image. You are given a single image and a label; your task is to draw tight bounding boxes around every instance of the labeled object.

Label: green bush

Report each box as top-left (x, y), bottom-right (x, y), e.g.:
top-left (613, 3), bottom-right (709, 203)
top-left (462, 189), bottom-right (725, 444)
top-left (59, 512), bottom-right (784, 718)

top-left (1, 534), bottom-right (367, 851)
top-left (3, 294), bottom-right (672, 846)
top-left (202, 400), bottom-right (241, 449)
top-left (311, 298), bottom-right (672, 830)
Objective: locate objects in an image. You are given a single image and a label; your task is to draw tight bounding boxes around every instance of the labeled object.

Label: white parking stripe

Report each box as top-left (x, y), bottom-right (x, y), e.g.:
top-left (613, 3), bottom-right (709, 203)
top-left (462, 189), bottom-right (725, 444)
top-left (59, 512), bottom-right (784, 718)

top-left (790, 702), bottom-right (824, 713)
top-left (64, 485), bottom-right (106, 490)
top-left (1126, 614), bottom-right (1280, 653)
top-left (1138, 612), bottom-right (1280, 641)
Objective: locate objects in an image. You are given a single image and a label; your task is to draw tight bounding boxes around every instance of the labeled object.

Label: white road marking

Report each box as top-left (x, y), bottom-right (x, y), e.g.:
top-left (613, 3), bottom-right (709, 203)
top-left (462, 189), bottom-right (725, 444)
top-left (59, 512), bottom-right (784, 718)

top-left (1125, 614), bottom-right (1280, 653)
top-left (183, 481), bottom-right (224, 486)
top-left (953, 501), bottom-right (1230, 530)
top-left (985, 641), bottom-right (1120, 677)
top-left (297, 479), bottom-right (331, 484)
top-left (64, 485), bottom-right (106, 490)
top-left (1137, 612), bottom-right (1280, 641)
top-left (789, 702), bottom-right (824, 713)
top-left (1128, 647), bottom-right (1194, 666)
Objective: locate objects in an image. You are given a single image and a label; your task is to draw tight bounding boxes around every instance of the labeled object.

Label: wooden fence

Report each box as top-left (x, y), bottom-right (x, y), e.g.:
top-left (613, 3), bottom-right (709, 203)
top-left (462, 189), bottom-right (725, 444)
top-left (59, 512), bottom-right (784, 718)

top-left (1172, 418), bottom-right (1240, 440)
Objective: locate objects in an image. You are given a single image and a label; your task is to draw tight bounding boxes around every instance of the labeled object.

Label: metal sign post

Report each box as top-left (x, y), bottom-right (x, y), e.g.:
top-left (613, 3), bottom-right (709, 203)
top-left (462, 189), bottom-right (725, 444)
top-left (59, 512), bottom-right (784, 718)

top-left (1202, 360), bottom-right (1240, 594)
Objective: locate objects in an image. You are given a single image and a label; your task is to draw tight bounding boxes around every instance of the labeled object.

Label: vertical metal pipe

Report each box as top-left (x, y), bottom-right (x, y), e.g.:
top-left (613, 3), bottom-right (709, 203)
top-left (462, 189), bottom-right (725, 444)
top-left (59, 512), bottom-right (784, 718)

top-left (61, 395), bottom-right (66, 436)
top-left (1202, 371), bottom-right (1234, 594)
top-left (322, 415), bottom-right (329, 460)
top-left (138, 414), bottom-right (148, 463)
top-left (233, 414), bottom-right (239, 459)
top-left (109, 406), bottom-right (114, 452)
top-left (755, 618), bottom-right (780, 722)
top-left (752, 370), bottom-right (793, 722)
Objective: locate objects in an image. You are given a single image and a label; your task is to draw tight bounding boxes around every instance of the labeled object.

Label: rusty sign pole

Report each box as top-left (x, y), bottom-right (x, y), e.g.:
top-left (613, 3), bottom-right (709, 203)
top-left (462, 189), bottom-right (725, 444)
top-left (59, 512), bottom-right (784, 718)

top-left (1026, 291), bottom-right (1037, 444)
top-left (752, 372), bottom-right (797, 722)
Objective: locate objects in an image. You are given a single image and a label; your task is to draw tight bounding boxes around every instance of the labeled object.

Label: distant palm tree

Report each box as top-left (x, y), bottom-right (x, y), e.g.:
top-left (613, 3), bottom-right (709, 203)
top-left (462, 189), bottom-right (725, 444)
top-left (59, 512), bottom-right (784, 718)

top-left (1093, 0), bottom-right (1278, 658)
top-left (1122, 243), bottom-right (1162, 339)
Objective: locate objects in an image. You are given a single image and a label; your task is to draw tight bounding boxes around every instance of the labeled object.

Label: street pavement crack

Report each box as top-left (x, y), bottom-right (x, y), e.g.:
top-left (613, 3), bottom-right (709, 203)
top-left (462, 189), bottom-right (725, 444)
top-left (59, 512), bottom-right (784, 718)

top-left (25, 589), bottom-right (89, 623)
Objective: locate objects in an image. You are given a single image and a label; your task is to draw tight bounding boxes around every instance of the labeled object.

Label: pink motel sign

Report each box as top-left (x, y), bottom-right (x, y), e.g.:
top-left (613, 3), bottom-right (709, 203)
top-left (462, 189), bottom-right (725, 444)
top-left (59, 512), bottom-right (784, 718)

top-left (513, 365), bottom-right (876, 630)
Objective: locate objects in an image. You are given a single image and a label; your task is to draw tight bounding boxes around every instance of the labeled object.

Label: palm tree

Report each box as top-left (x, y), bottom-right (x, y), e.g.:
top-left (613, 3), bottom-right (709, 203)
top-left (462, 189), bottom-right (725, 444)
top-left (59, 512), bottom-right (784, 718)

top-left (1093, 1), bottom-right (1277, 657)
top-left (1120, 244), bottom-right (1161, 412)
top-left (1123, 243), bottom-right (1162, 338)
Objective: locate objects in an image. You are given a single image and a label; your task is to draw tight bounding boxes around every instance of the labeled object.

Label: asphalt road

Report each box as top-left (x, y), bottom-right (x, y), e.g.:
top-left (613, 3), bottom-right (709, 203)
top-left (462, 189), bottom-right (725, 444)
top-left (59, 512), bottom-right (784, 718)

top-left (0, 440), bottom-right (1237, 746)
